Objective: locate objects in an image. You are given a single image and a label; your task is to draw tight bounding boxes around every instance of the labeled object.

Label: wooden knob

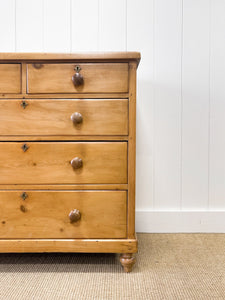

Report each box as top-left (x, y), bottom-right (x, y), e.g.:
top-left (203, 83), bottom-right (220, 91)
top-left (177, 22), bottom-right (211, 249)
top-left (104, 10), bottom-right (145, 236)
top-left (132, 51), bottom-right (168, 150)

top-left (72, 66), bottom-right (84, 87)
top-left (32, 63), bottom-right (43, 69)
top-left (71, 112), bottom-right (83, 124)
top-left (69, 209), bottom-right (81, 223)
top-left (71, 157), bottom-right (83, 169)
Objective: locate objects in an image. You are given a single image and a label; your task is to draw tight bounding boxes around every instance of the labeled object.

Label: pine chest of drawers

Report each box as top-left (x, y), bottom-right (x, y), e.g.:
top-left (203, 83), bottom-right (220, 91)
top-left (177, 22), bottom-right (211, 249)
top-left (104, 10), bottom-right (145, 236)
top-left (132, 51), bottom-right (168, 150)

top-left (0, 52), bottom-right (140, 272)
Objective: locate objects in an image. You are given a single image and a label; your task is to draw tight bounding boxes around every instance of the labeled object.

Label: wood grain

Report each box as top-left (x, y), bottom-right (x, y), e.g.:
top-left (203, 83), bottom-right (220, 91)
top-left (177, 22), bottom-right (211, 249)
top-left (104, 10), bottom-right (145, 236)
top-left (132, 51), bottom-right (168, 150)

top-left (0, 99), bottom-right (128, 136)
top-left (0, 135), bottom-right (128, 141)
top-left (0, 190), bottom-right (127, 238)
top-left (0, 142), bottom-right (127, 184)
top-left (21, 62), bottom-right (27, 94)
top-left (0, 52), bottom-right (141, 64)
top-left (0, 52), bottom-right (140, 264)
top-left (0, 184), bottom-right (128, 190)
top-left (0, 238), bottom-right (137, 253)
top-left (0, 93), bottom-right (129, 99)
top-left (27, 63), bottom-right (129, 93)
top-left (0, 64), bottom-right (21, 93)
top-left (127, 62), bottom-right (137, 238)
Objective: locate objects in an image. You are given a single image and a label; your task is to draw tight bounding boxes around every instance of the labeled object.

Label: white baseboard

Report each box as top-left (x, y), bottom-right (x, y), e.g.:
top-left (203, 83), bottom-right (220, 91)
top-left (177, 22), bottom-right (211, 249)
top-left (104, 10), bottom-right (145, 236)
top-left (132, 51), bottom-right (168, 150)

top-left (136, 211), bottom-right (225, 233)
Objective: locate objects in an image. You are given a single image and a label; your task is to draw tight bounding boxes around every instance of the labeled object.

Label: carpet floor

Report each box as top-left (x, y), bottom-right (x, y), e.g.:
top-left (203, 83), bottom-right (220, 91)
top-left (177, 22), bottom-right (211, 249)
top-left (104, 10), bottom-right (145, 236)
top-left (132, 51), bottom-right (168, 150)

top-left (0, 234), bottom-right (224, 300)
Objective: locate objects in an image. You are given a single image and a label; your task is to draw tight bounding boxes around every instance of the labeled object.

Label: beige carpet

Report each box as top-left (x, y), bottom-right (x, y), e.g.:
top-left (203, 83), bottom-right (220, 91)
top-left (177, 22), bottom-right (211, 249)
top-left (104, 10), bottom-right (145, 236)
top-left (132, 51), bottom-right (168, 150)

top-left (0, 234), bottom-right (224, 300)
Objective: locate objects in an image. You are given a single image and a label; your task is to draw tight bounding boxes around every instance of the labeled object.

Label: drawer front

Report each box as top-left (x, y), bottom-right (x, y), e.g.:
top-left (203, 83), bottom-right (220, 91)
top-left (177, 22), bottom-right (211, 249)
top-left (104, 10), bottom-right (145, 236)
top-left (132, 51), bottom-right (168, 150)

top-left (0, 64), bottom-right (21, 93)
top-left (27, 63), bottom-right (128, 93)
top-left (0, 190), bottom-right (127, 238)
top-left (0, 99), bottom-right (128, 136)
top-left (0, 142), bottom-right (127, 184)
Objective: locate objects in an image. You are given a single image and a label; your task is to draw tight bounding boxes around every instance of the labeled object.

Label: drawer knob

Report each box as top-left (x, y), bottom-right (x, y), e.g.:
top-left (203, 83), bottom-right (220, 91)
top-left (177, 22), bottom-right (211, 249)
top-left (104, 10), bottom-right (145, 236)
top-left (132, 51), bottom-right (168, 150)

top-left (71, 157), bottom-right (83, 169)
top-left (32, 63), bottom-right (43, 69)
top-left (72, 66), bottom-right (84, 87)
top-left (71, 112), bottom-right (83, 124)
top-left (69, 209), bottom-right (81, 223)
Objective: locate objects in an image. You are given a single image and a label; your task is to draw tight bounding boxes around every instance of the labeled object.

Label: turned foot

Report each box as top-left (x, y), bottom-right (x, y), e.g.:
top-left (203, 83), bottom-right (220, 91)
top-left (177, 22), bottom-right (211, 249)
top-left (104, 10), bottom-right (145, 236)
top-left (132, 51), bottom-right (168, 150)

top-left (120, 253), bottom-right (136, 273)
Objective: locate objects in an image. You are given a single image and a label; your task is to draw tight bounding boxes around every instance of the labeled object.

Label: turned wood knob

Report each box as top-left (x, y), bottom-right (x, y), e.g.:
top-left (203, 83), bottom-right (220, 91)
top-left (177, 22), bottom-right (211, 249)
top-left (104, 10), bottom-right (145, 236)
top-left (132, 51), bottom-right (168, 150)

top-left (71, 112), bottom-right (83, 124)
top-left (72, 66), bottom-right (84, 87)
top-left (69, 209), bottom-right (81, 223)
top-left (71, 157), bottom-right (83, 169)
top-left (32, 63), bottom-right (43, 69)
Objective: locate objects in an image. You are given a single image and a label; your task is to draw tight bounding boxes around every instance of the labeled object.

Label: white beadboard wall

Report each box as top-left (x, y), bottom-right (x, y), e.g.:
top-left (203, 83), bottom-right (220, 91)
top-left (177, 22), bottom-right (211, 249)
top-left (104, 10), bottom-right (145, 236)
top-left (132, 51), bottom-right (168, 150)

top-left (0, 0), bottom-right (225, 232)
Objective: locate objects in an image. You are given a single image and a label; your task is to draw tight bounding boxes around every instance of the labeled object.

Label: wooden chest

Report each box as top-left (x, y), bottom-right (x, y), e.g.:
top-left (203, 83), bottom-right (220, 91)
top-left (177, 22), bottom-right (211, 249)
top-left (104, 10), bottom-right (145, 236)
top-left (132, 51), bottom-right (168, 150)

top-left (0, 52), bottom-right (140, 273)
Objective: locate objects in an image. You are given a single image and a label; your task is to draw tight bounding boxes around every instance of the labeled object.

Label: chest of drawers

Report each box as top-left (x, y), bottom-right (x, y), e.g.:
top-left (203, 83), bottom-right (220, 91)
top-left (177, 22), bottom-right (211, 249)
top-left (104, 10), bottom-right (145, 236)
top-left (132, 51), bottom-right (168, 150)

top-left (0, 52), bottom-right (140, 273)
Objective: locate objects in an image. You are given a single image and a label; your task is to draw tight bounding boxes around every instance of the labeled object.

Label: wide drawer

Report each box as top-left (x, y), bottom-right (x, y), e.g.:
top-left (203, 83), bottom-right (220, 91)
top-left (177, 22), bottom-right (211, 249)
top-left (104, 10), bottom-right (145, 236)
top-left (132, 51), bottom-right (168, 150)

top-left (0, 190), bottom-right (127, 238)
top-left (0, 64), bottom-right (21, 93)
top-left (27, 63), bottom-right (128, 93)
top-left (0, 99), bottom-right (128, 136)
top-left (0, 142), bottom-right (127, 184)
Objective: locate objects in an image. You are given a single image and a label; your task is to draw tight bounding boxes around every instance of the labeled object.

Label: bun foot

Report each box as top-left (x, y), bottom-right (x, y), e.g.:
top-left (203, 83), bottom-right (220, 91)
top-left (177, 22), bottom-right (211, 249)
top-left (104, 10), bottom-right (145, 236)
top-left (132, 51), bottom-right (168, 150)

top-left (120, 253), bottom-right (136, 273)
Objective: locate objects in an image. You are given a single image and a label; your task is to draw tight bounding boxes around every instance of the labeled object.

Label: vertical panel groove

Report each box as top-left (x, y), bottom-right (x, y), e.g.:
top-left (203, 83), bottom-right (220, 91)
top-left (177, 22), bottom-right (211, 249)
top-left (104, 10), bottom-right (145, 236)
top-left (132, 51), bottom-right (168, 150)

top-left (127, 0), bottom-right (154, 210)
top-left (44, 0), bottom-right (70, 52)
top-left (97, 0), bottom-right (100, 51)
top-left (125, 0), bottom-right (127, 51)
top-left (71, 0), bottom-right (98, 51)
top-left (0, 0), bottom-right (16, 52)
top-left (207, 0), bottom-right (212, 210)
top-left (42, 0), bottom-right (45, 51)
top-left (16, 0), bottom-right (44, 52)
top-left (99, 0), bottom-right (126, 51)
top-left (70, 0), bottom-right (72, 53)
top-left (153, 0), bottom-right (156, 209)
top-left (181, 0), bottom-right (210, 210)
top-left (15, 0), bottom-right (17, 52)
top-left (154, 0), bottom-right (182, 210)
top-left (209, 0), bottom-right (225, 209)
top-left (180, 0), bottom-right (183, 210)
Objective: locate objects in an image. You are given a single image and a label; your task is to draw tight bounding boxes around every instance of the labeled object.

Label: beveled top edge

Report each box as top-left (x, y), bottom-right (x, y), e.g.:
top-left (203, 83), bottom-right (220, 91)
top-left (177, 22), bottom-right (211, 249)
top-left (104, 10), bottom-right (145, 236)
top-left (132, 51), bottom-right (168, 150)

top-left (0, 52), bottom-right (141, 65)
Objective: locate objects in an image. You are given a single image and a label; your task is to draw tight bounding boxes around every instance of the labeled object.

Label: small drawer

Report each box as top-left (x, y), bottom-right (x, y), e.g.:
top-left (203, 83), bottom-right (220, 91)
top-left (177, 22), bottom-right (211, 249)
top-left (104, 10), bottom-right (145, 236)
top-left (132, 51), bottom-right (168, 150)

top-left (0, 99), bottom-right (128, 136)
top-left (0, 64), bottom-right (21, 93)
top-left (0, 190), bottom-right (127, 238)
top-left (27, 63), bottom-right (128, 94)
top-left (0, 142), bottom-right (127, 184)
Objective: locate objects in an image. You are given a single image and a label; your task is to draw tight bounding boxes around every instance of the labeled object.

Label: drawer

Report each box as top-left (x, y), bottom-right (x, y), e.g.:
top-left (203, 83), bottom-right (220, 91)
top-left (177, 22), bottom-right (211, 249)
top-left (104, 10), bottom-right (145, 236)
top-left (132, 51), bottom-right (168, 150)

top-left (0, 64), bottom-right (21, 93)
top-left (0, 190), bottom-right (127, 238)
top-left (0, 142), bottom-right (127, 184)
top-left (0, 99), bottom-right (128, 136)
top-left (27, 63), bottom-right (128, 93)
